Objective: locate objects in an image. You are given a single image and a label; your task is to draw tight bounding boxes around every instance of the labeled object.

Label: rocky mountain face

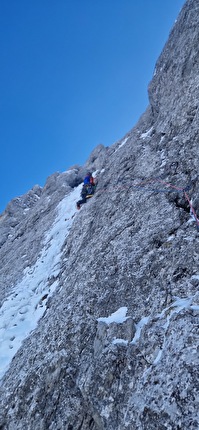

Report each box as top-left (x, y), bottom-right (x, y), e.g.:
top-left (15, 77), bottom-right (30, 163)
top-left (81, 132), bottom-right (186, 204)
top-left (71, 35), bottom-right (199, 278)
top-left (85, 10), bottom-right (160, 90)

top-left (0, 0), bottom-right (199, 428)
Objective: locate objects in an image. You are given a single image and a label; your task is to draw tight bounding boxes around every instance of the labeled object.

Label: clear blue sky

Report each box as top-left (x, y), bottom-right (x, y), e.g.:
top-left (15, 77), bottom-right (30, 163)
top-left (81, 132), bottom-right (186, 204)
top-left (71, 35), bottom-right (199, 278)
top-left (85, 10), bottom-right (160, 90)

top-left (0, 0), bottom-right (185, 213)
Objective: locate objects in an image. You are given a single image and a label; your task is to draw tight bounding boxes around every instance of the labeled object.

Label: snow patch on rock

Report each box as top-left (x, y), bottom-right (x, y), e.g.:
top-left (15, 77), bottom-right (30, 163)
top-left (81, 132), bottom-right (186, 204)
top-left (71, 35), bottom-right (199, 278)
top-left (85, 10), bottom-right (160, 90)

top-left (0, 184), bottom-right (81, 380)
top-left (97, 306), bottom-right (130, 324)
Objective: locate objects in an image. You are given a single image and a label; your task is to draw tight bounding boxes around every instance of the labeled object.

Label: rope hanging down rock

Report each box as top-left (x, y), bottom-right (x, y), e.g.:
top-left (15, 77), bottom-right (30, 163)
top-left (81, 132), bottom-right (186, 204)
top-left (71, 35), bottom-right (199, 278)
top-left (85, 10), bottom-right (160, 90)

top-left (101, 177), bottom-right (199, 230)
top-left (154, 178), bottom-right (199, 230)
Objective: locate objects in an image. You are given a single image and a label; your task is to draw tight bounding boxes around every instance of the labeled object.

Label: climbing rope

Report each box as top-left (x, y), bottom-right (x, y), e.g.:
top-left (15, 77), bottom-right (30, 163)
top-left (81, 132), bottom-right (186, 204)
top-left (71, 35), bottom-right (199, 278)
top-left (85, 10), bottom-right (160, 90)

top-left (98, 176), bottom-right (199, 230)
top-left (183, 190), bottom-right (199, 230)
top-left (154, 178), bottom-right (199, 230)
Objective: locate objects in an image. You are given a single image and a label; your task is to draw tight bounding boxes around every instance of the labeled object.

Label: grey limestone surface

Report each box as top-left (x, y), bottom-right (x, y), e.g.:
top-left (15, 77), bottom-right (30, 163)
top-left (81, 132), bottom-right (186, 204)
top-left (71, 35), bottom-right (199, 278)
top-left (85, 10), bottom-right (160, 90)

top-left (0, 1), bottom-right (199, 429)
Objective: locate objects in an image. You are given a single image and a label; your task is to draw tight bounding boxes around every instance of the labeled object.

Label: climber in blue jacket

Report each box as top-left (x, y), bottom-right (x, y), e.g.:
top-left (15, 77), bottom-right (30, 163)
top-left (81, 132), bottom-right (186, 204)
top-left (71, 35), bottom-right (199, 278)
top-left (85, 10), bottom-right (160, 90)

top-left (76, 172), bottom-right (96, 209)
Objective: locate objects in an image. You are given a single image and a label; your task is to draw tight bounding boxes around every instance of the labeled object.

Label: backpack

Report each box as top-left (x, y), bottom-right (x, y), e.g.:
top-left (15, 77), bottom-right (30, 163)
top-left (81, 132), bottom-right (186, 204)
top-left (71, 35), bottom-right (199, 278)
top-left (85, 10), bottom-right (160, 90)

top-left (90, 176), bottom-right (95, 185)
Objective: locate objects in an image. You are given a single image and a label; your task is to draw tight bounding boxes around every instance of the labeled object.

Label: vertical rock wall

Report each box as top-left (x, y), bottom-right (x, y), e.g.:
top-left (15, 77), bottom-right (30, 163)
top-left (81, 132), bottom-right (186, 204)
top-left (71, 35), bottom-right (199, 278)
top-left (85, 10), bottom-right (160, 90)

top-left (0, 1), bottom-right (199, 429)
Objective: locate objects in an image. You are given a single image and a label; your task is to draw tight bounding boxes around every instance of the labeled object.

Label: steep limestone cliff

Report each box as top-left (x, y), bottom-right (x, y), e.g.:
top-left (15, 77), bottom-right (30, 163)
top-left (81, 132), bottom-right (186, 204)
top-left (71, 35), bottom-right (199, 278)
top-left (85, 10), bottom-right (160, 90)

top-left (0, 1), bottom-right (199, 429)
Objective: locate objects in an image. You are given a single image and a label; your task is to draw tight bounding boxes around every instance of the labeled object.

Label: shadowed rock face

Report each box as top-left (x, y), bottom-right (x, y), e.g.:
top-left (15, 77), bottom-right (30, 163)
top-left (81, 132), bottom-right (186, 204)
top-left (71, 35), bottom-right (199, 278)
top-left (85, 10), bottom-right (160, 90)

top-left (0, 1), bottom-right (199, 429)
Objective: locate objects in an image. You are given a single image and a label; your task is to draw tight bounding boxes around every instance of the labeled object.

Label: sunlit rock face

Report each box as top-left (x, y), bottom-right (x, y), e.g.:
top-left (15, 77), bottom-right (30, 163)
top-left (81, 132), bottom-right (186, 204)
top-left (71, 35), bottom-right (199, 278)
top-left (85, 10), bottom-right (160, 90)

top-left (0, 1), bottom-right (199, 429)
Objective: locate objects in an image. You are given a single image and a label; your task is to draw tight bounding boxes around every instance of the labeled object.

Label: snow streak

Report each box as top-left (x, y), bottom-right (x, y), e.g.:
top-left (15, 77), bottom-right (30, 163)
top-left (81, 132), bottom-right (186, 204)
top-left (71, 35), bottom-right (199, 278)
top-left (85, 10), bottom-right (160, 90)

top-left (0, 185), bottom-right (81, 380)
